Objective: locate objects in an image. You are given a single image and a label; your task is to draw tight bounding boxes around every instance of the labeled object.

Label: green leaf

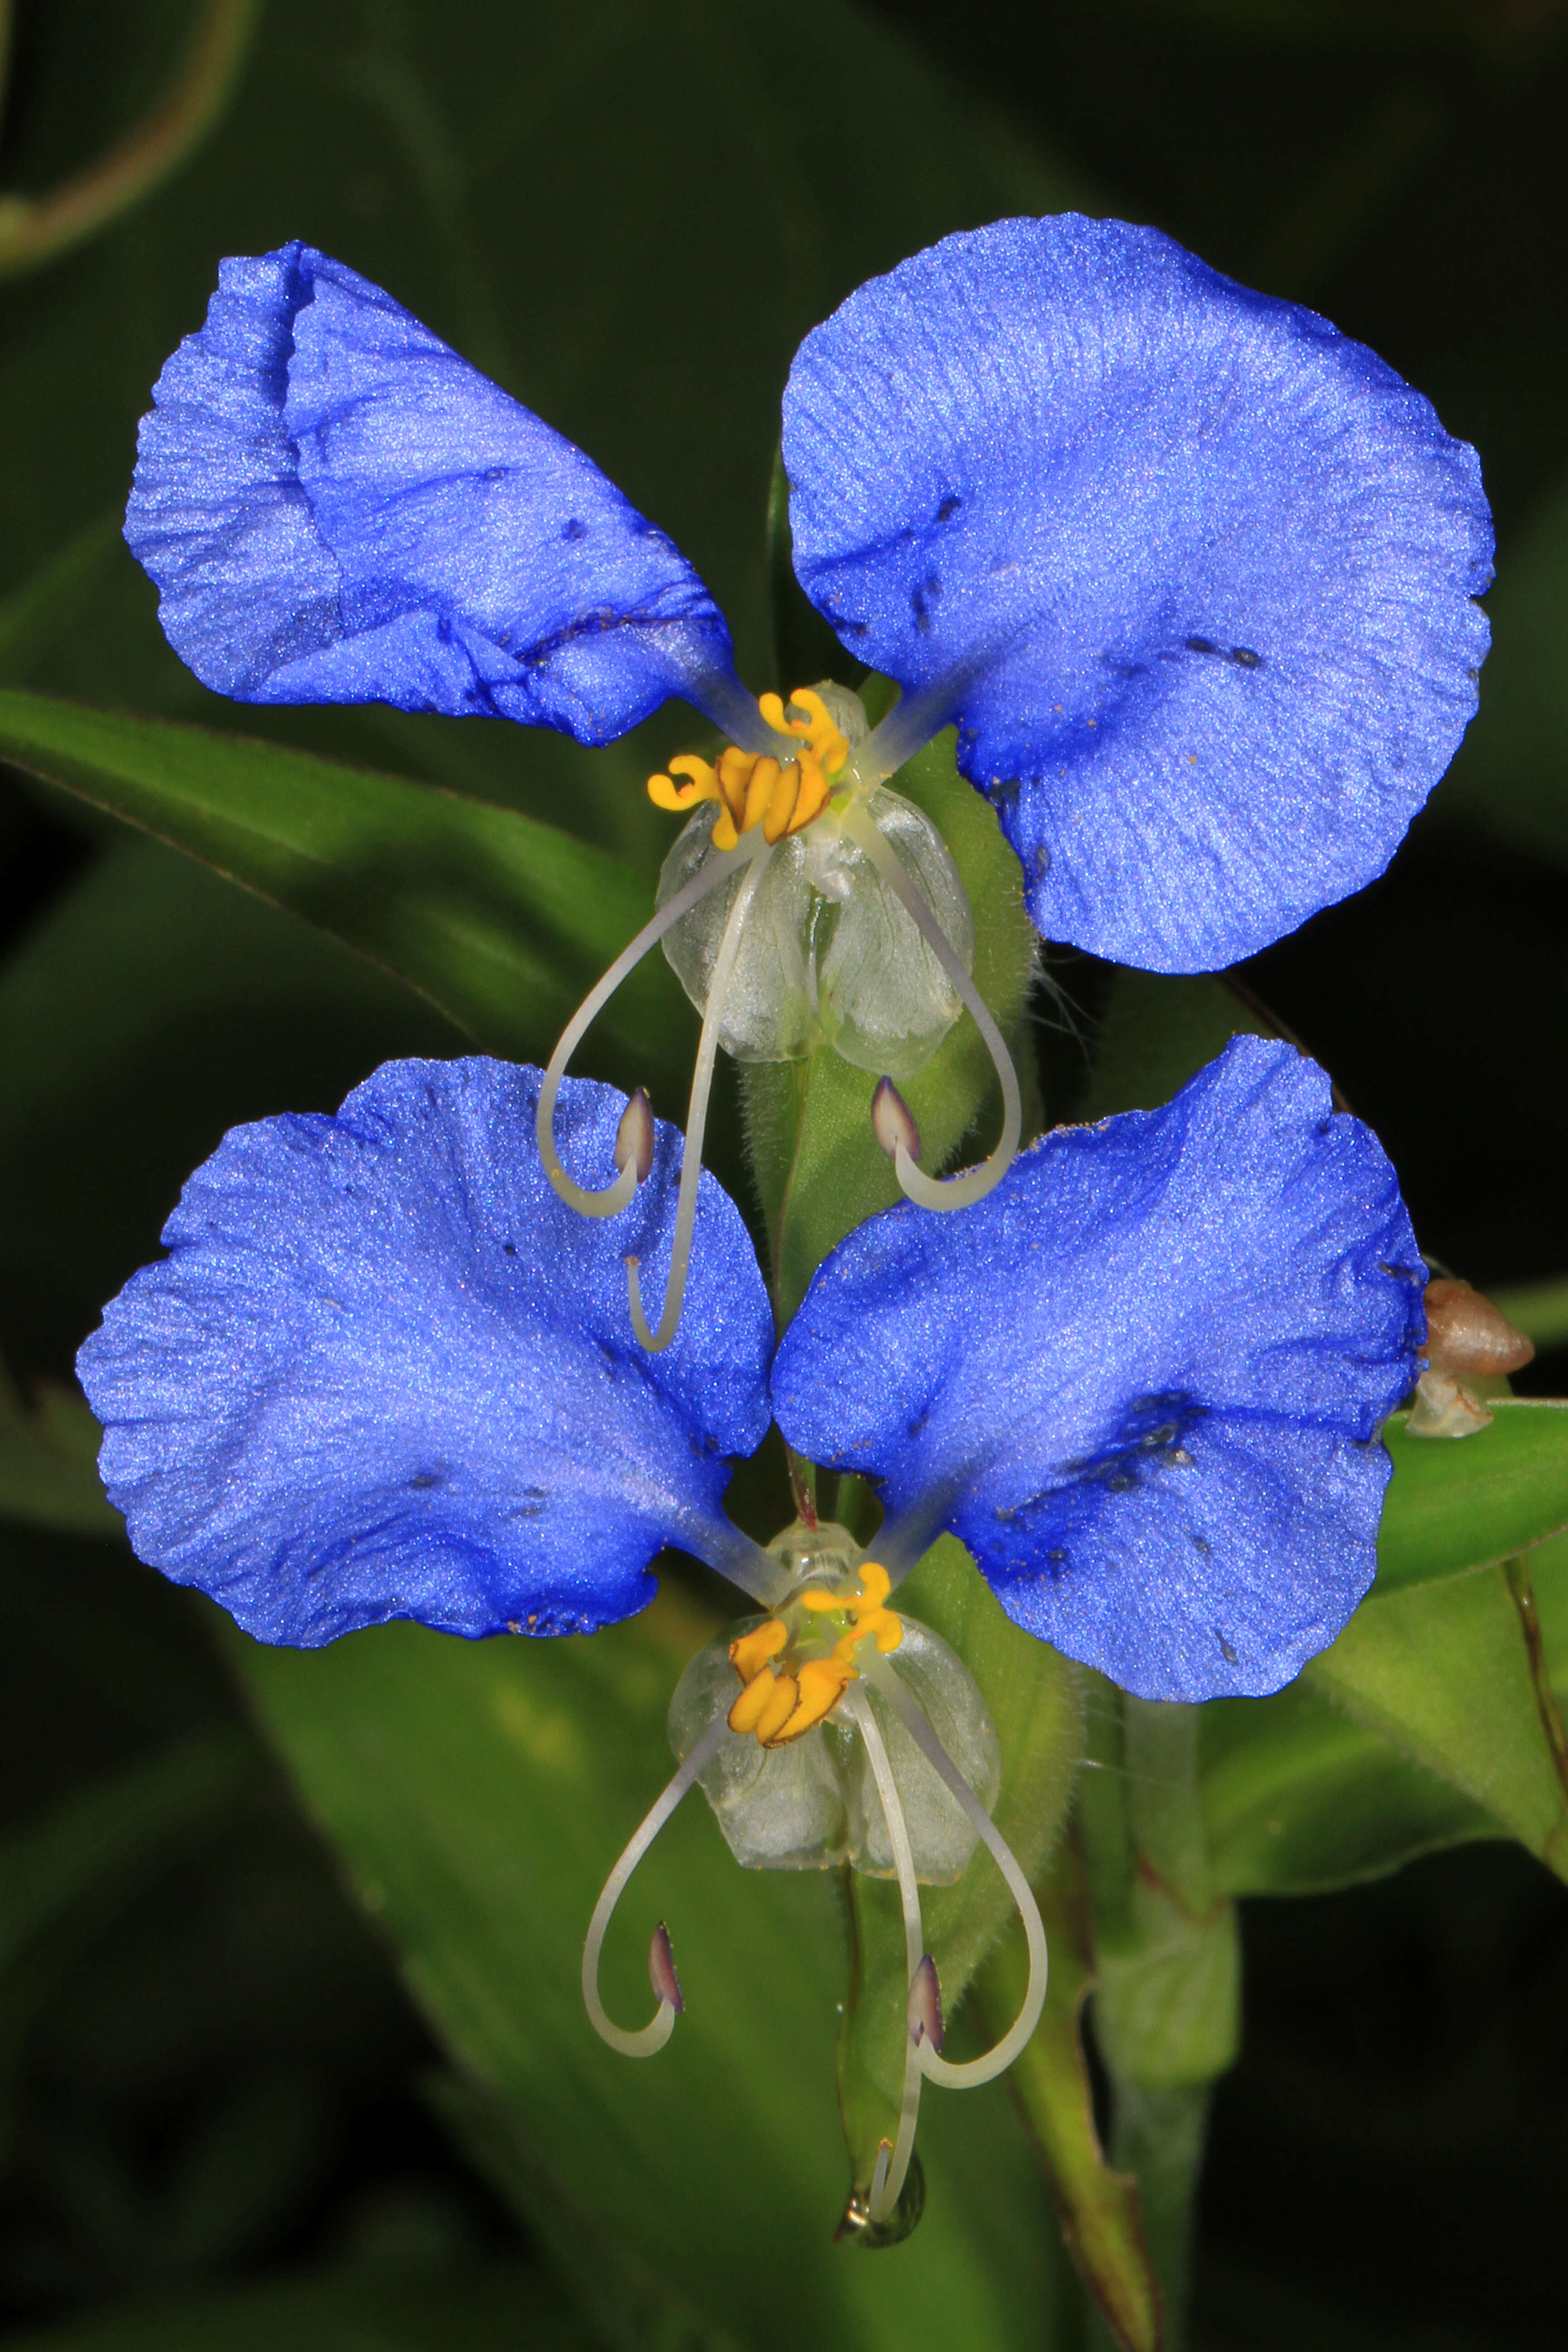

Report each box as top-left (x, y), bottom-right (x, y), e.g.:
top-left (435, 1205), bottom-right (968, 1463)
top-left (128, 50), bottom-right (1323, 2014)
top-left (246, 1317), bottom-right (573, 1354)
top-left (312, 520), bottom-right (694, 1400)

top-left (0, 2265), bottom-right (593, 2352)
top-left (976, 1834), bottom-right (1161, 2352)
top-left (745, 729), bottom-right (1039, 1330)
top-left (1376, 1401), bottom-right (1568, 1593)
top-left (1488, 1272), bottom-right (1568, 1353)
top-left (1199, 1674), bottom-right (1497, 1897)
top-left (0, 688), bottom-right (694, 1104)
top-left (232, 1583), bottom-right (1074, 2352)
top-left (1074, 970), bottom-right (1277, 1125)
top-left (836, 1540), bottom-right (1081, 2192)
top-left (1306, 1563), bottom-right (1568, 1879)
top-left (0, 1362), bottom-right (119, 1538)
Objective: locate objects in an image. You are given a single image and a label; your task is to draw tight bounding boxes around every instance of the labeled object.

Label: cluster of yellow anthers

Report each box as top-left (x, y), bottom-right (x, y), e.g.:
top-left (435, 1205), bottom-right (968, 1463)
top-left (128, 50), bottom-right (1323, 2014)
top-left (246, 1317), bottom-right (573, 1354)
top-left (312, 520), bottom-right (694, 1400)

top-left (726, 1561), bottom-right (903, 1749)
top-left (647, 689), bottom-right (851, 852)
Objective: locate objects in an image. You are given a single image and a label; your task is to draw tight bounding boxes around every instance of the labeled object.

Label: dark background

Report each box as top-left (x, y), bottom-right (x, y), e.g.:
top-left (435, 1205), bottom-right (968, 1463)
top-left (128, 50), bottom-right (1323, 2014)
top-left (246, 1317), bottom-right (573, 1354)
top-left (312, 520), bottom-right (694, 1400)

top-left (2, 2), bottom-right (1566, 2344)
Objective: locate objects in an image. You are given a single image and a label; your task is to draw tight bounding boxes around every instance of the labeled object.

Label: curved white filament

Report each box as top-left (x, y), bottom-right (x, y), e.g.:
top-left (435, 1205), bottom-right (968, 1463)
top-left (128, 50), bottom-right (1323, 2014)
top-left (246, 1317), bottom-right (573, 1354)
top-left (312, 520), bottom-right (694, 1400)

top-left (840, 797), bottom-right (1021, 1213)
top-left (627, 833), bottom-right (771, 1352)
top-left (537, 836), bottom-right (757, 1218)
top-left (581, 1709), bottom-right (729, 2058)
top-left (841, 1682), bottom-right (926, 2226)
top-left (864, 1651), bottom-right (1049, 2089)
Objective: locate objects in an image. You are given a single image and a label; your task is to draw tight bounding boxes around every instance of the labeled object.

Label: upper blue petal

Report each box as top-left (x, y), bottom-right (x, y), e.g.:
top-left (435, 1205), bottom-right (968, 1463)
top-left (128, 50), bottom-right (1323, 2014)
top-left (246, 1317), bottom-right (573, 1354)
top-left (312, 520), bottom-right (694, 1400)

top-left (125, 243), bottom-right (737, 746)
top-left (771, 1037), bottom-right (1424, 1701)
top-left (78, 1058), bottom-right (772, 1648)
top-left (783, 216), bottom-right (1492, 972)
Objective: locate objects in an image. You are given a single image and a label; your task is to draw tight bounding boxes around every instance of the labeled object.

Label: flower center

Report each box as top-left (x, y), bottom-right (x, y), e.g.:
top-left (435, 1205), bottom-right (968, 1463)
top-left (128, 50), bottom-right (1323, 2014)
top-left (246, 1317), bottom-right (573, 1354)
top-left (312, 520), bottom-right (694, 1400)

top-left (647, 687), bottom-right (852, 849)
top-left (725, 1559), bottom-right (904, 1747)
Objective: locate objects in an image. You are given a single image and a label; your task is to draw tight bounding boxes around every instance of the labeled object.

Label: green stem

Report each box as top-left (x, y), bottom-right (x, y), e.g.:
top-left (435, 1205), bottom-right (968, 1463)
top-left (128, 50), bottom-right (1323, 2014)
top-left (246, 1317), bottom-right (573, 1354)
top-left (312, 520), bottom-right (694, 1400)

top-left (0, 0), bottom-right (262, 279)
top-left (1091, 2084), bottom-right (1210, 2352)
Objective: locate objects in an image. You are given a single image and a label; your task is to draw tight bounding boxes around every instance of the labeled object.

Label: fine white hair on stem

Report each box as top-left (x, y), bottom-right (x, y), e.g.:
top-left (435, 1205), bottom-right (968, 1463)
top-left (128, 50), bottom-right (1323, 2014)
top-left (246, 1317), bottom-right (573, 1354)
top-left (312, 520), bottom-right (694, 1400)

top-left (841, 1682), bottom-right (927, 2225)
top-left (581, 1709), bottom-right (729, 2058)
top-left (627, 831), bottom-right (771, 1353)
top-left (865, 1651), bottom-right (1049, 2088)
top-left (840, 796), bottom-right (1021, 1213)
top-left (536, 835), bottom-right (757, 1218)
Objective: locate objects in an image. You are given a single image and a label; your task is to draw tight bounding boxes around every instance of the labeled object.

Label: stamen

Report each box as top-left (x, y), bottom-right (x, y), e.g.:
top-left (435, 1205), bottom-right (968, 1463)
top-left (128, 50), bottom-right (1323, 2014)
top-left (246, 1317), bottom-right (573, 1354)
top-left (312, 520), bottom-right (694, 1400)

top-left (614, 1087), bottom-right (654, 1186)
top-left (840, 797), bottom-right (1021, 1215)
top-left (871, 1076), bottom-right (921, 1167)
top-left (626, 832), bottom-right (771, 1351)
top-left (581, 1709), bottom-right (727, 2058)
top-left (907, 1953), bottom-right (944, 2053)
top-left (537, 838), bottom-right (756, 1218)
top-left (863, 1651), bottom-right (1049, 2091)
top-left (841, 1681), bottom-right (927, 2224)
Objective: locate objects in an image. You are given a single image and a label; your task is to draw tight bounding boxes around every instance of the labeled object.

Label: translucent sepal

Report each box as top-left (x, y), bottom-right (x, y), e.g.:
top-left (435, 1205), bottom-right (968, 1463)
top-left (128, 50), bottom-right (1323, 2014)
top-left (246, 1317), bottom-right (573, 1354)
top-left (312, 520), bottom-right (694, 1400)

top-left (656, 786), bottom-right (973, 1077)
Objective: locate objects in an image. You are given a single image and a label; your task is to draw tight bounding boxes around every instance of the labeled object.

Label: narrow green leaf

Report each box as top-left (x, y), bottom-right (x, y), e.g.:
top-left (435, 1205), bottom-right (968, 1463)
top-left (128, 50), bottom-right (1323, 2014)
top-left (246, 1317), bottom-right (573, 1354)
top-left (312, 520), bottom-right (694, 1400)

top-left (836, 1540), bottom-right (1081, 2190)
top-left (1489, 1272), bottom-right (1568, 1352)
top-left (745, 729), bottom-right (1038, 1330)
top-left (0, 517), bottom-right (121, 683)
top-left (1376, 1401), bottom-right (1568, 1592)
top-left (0, 688), bottom-right (694, 1103)
top-left (977, 1834), bottom-right (1161, 2352)
top-left (1307, 1563), bottom-right (1568, 1878)
top-left (0, 1364), bottom-right (119, 1539)
top-left (233, 1582), bottom-right (1069, 2352)
top-left (1199, 1675), bottom-right (1497, 1897)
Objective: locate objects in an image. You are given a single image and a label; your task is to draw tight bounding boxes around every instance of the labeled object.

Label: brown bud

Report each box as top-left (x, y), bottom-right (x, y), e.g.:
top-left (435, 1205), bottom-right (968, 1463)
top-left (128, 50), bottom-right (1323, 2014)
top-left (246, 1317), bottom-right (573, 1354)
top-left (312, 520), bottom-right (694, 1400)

top-left (648, 1921), bottom-right (683, 2014)
top-left (1423, 1278), bottom-right (1534, 1377)
top-left (906, 1952), bottom-right (944, 2052)
top-left (614, 1087), bottom-right (655, 1185)
top-left (871, 1076), bottom-right (921, 1165)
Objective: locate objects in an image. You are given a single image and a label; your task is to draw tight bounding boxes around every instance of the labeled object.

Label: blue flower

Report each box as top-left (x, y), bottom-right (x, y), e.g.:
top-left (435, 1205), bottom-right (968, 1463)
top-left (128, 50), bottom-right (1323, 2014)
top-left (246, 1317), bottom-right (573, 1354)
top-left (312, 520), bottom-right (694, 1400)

top-left (127, 220), bottom-right (1490, 980)
top-left (124, 223), bottom-right (1486, 1348)
top-left (76, 1034), bottom-right (1422, 2222)
top-left (79, 1035), bottom-right (1420, 1691)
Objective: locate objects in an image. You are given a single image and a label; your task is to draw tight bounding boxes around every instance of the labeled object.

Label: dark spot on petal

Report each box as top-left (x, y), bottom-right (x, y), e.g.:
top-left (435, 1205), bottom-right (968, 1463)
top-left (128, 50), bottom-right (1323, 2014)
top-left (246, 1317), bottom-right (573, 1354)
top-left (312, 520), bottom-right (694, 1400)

top-left (908, 1411), bottom-right (930, 1437)
top-left (1216, 1631), bottom-right (1239, 1664)
top-left (910, 574), bottom-right (942, 634)
top-left (1229, 645), bottom-right (1262, 670)
top-left (484, 465), bottom-right (508, 485)
top-left (1035, 845), bottom-right (1052, 876)
top-left (503, 1240), bottom-right (516, 1256)
top-left (1186, 635), bottom-right (1220, 656)
top-left (936, 495), bottom-right (961, 524)
top-left (408, 1470), bottom-right (446, 1490)
top-left (563, 517), bottom-right (588, 541)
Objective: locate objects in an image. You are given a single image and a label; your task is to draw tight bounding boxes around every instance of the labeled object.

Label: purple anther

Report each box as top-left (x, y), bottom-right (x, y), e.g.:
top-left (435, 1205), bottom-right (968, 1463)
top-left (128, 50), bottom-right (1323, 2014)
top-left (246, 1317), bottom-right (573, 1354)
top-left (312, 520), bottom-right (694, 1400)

top-left (615, 1087), bottom-right (656, 1185)
top-left (648, 1920), bottom-right (684, 2014)
top-left (906, 1952), bottom-right (943, 2052)
top-left (871, 1076), bottom-right (921, 1166)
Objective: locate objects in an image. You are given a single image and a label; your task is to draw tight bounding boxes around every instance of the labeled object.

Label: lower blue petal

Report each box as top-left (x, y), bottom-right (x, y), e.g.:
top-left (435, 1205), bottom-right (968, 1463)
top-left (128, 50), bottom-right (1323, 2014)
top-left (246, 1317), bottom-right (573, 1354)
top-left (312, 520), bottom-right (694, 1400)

top-left (770, 1037), bottom-right (1425, 1700)
top-left (783, 216), bottom-right (1492, 972)
top-left (125, 245), bottom-right (738, 746)
top-left (78, 1060), bottom-right (772, 1648)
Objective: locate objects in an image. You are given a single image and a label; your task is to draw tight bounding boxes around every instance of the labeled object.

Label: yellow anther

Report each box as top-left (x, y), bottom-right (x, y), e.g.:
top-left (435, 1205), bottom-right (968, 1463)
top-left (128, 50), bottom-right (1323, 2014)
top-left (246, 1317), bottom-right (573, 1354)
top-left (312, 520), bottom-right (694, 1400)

top-left (799, 1560), bottom-right (902, 1658)
top-left (751, 1671), bottom-right (800, 1744)
top-left (757, 691), bottom-right (792, 740)
top-left (647, 753), bottom-right (720, 813)
top-left (761, 759), bottom-right (802, 844)
top-left (743, 755), bottom-right (780, 836)
top-left (729, 1620), bottom-right (788, 1682)
top-left (783, 687), bottom-right (850, 777)
top-left (729, 1665), bottom-right (785, 1736)
top-left (769, 1654), bottom-right (857, 1744)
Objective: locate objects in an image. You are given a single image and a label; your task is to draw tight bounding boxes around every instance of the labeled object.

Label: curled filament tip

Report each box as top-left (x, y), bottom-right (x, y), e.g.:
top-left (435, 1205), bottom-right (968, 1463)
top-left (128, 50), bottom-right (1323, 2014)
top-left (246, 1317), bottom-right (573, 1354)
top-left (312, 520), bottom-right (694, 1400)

top-left (871, 1076), bottom-right (921, 1168)
top-left (581, 1711), bottom-right (725, 2058)
top-left (536, 838), bottom-right (756, 1221)
top-left (841, 799), bottom-right (1021, 1215)
top-left (615, 1087), bottom-right (655, 1186)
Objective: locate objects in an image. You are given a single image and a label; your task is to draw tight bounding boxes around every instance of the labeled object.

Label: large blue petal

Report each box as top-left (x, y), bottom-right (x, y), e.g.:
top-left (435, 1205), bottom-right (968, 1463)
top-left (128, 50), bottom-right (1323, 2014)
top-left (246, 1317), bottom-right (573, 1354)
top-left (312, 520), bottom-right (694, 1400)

top-left (771, 1038), bottom-right (1424, 1701)
top-left (78, 1060), bottom-right (772, 1648)
top-left (125, 244), bottom-right (739, 746)
top-left (783, 216), bottom-right (1492, 972)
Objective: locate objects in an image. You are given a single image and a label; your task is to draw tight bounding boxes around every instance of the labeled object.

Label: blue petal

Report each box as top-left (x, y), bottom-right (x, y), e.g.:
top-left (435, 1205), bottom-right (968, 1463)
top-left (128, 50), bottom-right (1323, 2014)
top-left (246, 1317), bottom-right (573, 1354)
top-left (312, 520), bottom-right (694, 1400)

top-left (125, 244), bottom-right (738, 746)
top-left (771, 1038), bottom-right (1424, 1700)
top-left (78, 1059), bottom-right (772, 1648)
top-left (783, 216), bottom-right (1492, 972)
